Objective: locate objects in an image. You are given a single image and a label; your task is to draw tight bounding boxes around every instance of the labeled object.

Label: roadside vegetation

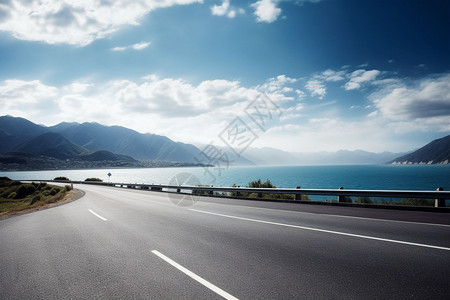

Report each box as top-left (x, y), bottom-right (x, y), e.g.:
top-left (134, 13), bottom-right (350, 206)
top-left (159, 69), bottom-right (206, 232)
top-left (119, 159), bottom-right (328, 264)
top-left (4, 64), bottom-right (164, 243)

top-left (195, 179), bottom-right (310, 201)
top-left (0, 177), bottom-right (72, 215)
top-left (85, 178), bottom-right (103, 182)
top-left (239, 179), bottom-right (310, 201)
top-left (352, 196), bottom-right (435, 207)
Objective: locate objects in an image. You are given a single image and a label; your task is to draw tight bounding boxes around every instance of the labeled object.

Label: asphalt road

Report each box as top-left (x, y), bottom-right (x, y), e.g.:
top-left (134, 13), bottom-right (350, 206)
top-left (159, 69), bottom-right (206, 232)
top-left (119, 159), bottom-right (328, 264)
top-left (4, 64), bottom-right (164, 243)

top-left (1, 184), bottom-right (449, 299)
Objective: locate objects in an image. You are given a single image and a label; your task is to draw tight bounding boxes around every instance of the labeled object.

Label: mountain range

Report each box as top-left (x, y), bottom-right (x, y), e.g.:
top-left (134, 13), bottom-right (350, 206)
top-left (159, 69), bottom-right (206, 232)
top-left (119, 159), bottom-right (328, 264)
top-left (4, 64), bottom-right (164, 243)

top-left (0, 115), bottom-right (202, 164)
top-left (1, 115), bottom-right (448, 169)
top-left (390, 135), bottom-right (450, 164)
top-left (0, 115), bottom-right (207, 170)
top-left (210, 146), bottom-right (406, 166)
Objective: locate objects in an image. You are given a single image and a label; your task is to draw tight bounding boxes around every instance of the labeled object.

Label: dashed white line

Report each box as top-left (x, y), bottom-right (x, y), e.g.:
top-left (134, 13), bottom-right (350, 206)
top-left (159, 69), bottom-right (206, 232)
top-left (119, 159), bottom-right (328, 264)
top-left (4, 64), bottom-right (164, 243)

top-left (151, 250), bottom-right (238, 300)
top-left (189, 209), bottom-right (450, 251)
top-left (88, 209), bottom-right (108, 221)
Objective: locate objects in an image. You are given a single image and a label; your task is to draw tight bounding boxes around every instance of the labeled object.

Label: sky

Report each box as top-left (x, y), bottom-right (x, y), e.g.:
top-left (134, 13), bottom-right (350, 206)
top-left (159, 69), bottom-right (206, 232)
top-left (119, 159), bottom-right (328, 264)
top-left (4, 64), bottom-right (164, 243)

top-left (0, 0), bottom-right (449, 154)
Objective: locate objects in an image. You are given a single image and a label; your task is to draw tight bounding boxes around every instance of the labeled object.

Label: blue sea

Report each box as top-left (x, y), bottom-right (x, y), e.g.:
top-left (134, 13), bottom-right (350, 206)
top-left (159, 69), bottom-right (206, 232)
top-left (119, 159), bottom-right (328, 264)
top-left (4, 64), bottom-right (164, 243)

top-left (1, 165), bottom-right (449, 192)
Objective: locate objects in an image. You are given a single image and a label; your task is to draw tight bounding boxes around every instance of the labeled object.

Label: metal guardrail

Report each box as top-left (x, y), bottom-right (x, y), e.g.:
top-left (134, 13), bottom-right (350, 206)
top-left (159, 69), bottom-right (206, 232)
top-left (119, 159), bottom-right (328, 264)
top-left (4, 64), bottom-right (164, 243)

top-left (48, 180), bottom-right (449, 208)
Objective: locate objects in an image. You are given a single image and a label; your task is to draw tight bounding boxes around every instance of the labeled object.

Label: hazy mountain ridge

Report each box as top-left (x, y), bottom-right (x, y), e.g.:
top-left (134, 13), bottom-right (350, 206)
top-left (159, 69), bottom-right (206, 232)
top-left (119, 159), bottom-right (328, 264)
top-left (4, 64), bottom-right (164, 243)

top-left (391, 135), bottom-right (450, 164)
top-left (0, 115), bottom-right (203, 164)
top-left (15, 132), bottom-right (88, 160)
top-left (0, 116), bottom-right (47, 153)
top-left (2, 115), bottom-right (447, 167)
top-left (207, 146), bottom-right (406, 166)
top-left (48, 121), bottom-right (201, 162)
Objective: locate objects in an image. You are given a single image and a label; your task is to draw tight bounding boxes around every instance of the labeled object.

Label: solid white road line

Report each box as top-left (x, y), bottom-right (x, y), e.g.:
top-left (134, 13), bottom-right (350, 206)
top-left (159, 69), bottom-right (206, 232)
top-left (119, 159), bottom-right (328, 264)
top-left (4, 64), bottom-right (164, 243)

top-left (202, 202), bottom-right (450, 227)
top-left (88, 209), bottom-right (108, 221)
top-left (189, 209), bottom-right (450, 251)
top-left (151, 250), bottom-right (239, 300)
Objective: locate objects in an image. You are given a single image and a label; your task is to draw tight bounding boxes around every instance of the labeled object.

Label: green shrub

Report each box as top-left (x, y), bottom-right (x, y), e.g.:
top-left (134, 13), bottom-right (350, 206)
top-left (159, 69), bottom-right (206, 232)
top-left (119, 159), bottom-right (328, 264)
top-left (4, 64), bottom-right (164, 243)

top-left (0, 177), bottom-right (12, 187)
top-left (7, 192), bottom-right (17, 199)
top-left (42, 190), bottom-right (50, 196)
top-left (54, 176), bottom-right (70, 181)
top-left (85, 178), bottom-right (103, 182)
top-left (9, 181), bottom-right (21, 187)
top-left (355, 196), bottom-right (374, 204)
top-left (26, 185), bottom-right (36, 195)
top-left (15, 185), bottom-right (28, 198)
top-left (38, 182), bottom-right (47, 190)
top-left (400, 198), bottom-right (433, 207)
top-left (49, 187), bottom-right (60, 196)
top-left (0, 190), bottom-right (10, 198)
top-left (65, 185), bottom-right (72, 191)
top-left (30, 195), bottom-right (41, 205)
top-left (248, 179), bottom-right (276, 188)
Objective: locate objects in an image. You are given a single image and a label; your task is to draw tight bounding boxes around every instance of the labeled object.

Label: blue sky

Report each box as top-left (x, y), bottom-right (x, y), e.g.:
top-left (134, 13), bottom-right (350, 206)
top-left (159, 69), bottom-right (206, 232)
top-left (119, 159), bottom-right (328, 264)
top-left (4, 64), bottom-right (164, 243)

top-left (0, 0), bottom-right (449, 153)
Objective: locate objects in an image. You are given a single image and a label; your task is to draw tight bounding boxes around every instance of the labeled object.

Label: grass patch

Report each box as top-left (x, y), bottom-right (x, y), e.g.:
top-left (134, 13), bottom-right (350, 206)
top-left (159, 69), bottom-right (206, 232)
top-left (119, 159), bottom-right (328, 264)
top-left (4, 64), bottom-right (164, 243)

top-left (0, 177), bottom-right (68, 214)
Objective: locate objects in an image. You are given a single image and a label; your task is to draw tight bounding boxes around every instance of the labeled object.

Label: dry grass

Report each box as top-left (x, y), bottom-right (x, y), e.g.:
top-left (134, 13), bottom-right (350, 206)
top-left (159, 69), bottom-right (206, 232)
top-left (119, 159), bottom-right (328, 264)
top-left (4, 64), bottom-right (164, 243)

top-left (0, 178), bottom-right (84, 218)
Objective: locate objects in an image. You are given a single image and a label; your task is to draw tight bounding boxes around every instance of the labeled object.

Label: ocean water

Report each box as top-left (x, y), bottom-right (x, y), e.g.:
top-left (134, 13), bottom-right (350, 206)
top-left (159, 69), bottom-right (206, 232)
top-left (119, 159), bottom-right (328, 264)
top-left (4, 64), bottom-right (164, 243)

top-left (1, 165), bottom-right (449, 191)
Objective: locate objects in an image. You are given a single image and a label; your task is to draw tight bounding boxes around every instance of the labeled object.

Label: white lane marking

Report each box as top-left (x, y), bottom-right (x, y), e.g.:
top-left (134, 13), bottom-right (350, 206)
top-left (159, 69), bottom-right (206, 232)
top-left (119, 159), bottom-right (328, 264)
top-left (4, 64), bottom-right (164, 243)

top-left (189, 209), bottom-right (450, 251)
top-left (88, 209), bottom-right (108, 221)
top-left (231, 205), bottom-right (450, 227)
top-left (312, 212), bottom-right (450, 227)
top-left (199, 201), bottom-right (450, 227)
top-left (151, 250), bottom-right (239, 300)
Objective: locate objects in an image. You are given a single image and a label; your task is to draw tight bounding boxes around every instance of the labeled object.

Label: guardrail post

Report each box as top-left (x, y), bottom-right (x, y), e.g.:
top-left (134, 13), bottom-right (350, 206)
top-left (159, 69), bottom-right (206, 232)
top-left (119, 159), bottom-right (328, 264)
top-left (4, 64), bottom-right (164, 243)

top-left (435, 187), bottom-right (445, 207)
top-left (338, 187), bottom-right (344, 202)
top-left (295, 186), bottom-right (301, 200)
top-left (176, 188), bottom-right (181, 193)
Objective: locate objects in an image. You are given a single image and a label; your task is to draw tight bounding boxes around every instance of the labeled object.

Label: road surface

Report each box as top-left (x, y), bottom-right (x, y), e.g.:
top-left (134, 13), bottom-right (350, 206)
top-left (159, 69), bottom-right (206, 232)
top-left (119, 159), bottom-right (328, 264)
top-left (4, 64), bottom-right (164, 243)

top-left (1, 184), bottom-right (449, 299)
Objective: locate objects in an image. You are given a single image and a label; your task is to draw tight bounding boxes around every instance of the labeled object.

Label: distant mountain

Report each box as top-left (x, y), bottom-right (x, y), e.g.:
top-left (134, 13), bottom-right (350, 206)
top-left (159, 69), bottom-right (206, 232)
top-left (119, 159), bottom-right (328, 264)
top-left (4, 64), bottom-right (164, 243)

top-left (391, 135), bottom-right (450, 164)
top-left (0, 115), bottom-right (47, 153)
top-left (0, 115), bottom-right (204, 164)
top-left (48, 122), bottom-right (202, 162)
top-left (1, 115), bottom-right (421, 167)
top-left (304, 150), bottom-right (404, 165)
top-left (78, 150), bottom-right (136, 162)
top-left (14, 132), bottom-right (87, 159)
top-left (222, 146), bottom-right (404, 166)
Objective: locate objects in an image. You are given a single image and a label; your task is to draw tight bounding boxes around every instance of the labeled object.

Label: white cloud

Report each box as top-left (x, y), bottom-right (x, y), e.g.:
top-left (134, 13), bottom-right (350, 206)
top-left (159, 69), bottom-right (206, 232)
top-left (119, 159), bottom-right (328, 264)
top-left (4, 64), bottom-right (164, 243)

top-left (2, 72), bottom-right (448, 153)
top-left (112, 41), bottom-right (151, 51)
top-left (211, 0), bottom-right (230, 15)
top-left (320, 69), bottom-right (346, 82)
top-left (257, 114), bottom-right (420, 153)
top-left (131, 41), bottom-right (151, 50)
top-left (0, 79), bottom-right (58, 106)
top-left (302, 68), bottom-right (347, 100)
top-left (63, 82), bottom-right (92, 93)
top-left (0, 0), bottom-right (202, 46)
top-left (344, 69), bottom-right (380, 90)
top-left (305, 79), bottom-right (326, 99)
top-left (295, 89), bottom-right (306, 100)
top-left (211, 0), bottom-right (244, 18)
top-left (372, 73), bottom-right (450, 125)
top-left (0, 75), bottom-right (296, 145)
top-left (259, 75), bottom-right (297, 92)
top-left (249, 0), bottom-right (321, 23)
top-left (250, 0), bottom-right (281, 23)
